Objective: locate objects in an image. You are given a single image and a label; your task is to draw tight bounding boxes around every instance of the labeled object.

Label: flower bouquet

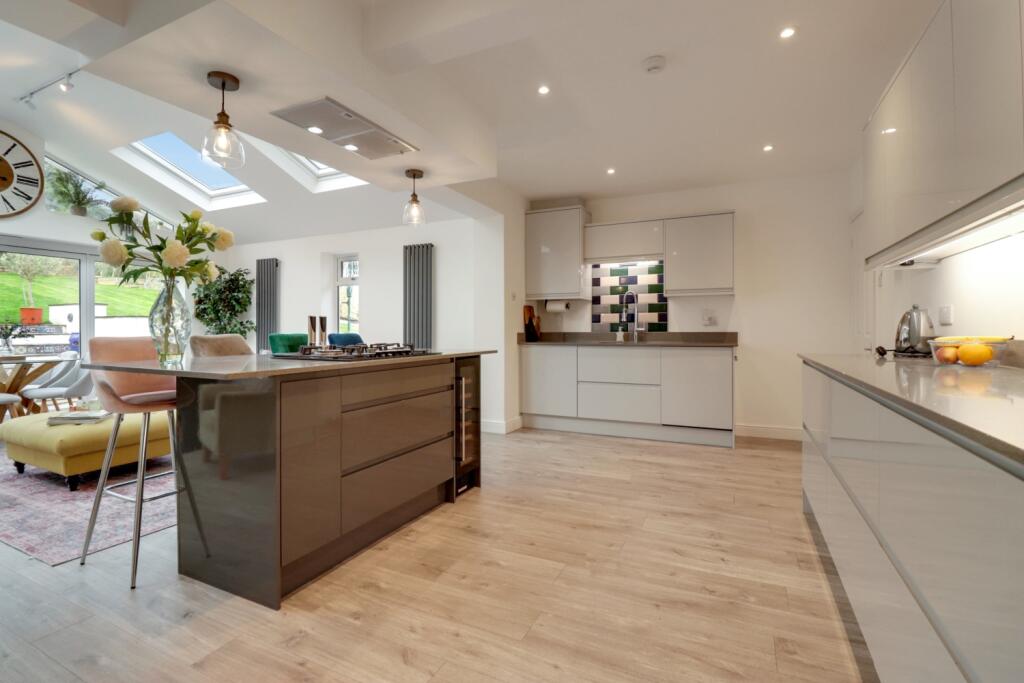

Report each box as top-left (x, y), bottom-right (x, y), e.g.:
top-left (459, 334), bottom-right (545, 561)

top-left (92, 197), bottom-right (235, 366)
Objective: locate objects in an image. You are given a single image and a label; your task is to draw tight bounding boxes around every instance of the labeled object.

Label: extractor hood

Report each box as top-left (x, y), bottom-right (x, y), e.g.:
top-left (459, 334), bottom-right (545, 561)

top-left (271, 97), bottom-right (418, 160)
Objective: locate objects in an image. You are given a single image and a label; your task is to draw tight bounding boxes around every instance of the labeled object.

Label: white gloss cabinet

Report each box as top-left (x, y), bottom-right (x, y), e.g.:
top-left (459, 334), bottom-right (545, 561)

top-left (525, 206), bottom-right (587, 300)
top-left (803, 363), bottom-right (1023, 682)
top-left (520, 345), bottom-right (577, 417)
top-left (663, 213), bottom-right (734, 296)
top-left (584, 220), bottom-right (663, 262)
top-left (660, 347), bottom-right (733, 429)
top-left (578, 346), bottom-right (661, 385)
top-left (578, 382), bottom-right (661, 424)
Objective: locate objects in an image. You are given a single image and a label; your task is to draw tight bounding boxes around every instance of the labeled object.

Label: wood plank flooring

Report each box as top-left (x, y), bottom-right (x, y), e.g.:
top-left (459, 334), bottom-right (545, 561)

top-left (0, 429), bottom-right (877, 682)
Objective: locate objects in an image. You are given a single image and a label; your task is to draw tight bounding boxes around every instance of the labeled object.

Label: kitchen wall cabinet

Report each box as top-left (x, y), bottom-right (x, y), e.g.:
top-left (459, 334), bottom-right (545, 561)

top-left (584, 220), bottom-right (663, 262)
top-left (861, 0), bottom-right (1024, 261)
top-left (803, 363), bottom-right (1024, 682)
top-left (520, 344), bottom-right (577, 416)
top-left (660, 347), bottom-right (733, 429)
top-left (663, 213), bottom-right (734, 296)
top-left (525, 206), bottom-right (588, 300)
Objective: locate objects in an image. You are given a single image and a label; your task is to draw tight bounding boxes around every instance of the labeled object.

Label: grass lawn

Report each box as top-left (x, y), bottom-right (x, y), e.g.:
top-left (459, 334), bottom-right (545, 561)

top-left (0, 272), bottom-right (159, 323)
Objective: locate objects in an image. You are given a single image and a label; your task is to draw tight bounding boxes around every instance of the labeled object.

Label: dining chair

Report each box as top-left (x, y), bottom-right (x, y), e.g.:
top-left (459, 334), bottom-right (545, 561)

top-left (268, 333), bottom-right (307, 354)
top-left (0, 393), bottom-right (20, 423)
top-left (189, 334), bottom-right (253, 357)
top-left (327, 332), bottom-right (364, 347)
top-left (21, 363), bottom-right (93, 411)
top-left (80, 337), bottom-right (208, 588)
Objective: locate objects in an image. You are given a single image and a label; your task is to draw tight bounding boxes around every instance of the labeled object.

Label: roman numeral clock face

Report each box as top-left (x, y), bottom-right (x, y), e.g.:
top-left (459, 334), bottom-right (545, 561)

top-left (0, 131), bottom-right (43, 217)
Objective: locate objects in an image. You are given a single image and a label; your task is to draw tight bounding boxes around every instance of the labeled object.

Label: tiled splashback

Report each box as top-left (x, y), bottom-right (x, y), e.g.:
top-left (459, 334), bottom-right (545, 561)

top-left (590, 261), bottom-right (668, 332)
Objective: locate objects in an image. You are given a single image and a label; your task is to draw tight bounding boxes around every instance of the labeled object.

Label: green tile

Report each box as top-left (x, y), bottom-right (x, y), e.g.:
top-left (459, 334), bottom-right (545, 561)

top-left (647, 264), bottom-right (663, 274)
top-left (646, 284), bottom-right (663, 294)
top-left (610, 304), bottom-right (624, 313)
top-left (609, 267), bottom-right (628, 277)
top-left (647, 303), bottom-right (667, 313)
top-left (609, 285), bottom-right (628, 295)
top-left (646, 323), bottom-right (668, 332)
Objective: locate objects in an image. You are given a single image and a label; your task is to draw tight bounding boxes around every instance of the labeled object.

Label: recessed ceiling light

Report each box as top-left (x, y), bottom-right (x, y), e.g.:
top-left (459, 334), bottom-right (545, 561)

top-left (763, 144), bottom-right (774, 152)
top-left (343, 143), bottom-right (359, 151)
top-left (881, 127), bottom-right (897, 135)
top-left (606, 168), bottom-right (616, 175)
top-left (779, 26), bottom-right (796, 39)
top-left (306, 125), bottom-right (324, 135)
top-left (537, 85), bottom-right (550, 95)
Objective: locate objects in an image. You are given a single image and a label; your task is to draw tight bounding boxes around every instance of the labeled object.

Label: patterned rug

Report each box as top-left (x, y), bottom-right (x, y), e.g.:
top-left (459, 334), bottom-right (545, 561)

top-left (0, 443), bottom-right (177, 566)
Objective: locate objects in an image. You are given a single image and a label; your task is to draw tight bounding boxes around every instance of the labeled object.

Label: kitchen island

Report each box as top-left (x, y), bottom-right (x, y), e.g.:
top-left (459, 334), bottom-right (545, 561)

top-left (84, 350), bottom-right (493, 608)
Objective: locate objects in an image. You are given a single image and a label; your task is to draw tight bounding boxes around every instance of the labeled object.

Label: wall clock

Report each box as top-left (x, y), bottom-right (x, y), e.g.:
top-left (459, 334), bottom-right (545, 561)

top-left (0, 130), bottom-right (43, 218)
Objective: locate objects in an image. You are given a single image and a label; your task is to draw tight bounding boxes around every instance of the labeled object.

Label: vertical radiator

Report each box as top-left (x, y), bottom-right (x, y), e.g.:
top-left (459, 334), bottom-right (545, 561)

top-left (255, 257), bottom-right (279, 352)
top-left (403, 243), bottom-right (434, 349)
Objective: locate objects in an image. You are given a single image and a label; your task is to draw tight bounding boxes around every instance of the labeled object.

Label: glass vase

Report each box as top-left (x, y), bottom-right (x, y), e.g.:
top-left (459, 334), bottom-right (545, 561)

top-left (148, 278), bottom-right (191, 367)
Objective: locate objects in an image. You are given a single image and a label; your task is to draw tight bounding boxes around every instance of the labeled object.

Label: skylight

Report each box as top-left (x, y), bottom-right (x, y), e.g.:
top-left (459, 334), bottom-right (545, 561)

top-left (289, 152), bottom-right (342, 178)
top-left (133, 132), bottom-right (246, 192)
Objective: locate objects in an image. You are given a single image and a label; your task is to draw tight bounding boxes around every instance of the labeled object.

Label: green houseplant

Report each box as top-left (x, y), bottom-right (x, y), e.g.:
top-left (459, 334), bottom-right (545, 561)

top-left (47, 166), bottom-right (106, 217)
top-left (92, 198), bottom-right (234, 366)
top-left (193, 267), bottom-right (256, 336)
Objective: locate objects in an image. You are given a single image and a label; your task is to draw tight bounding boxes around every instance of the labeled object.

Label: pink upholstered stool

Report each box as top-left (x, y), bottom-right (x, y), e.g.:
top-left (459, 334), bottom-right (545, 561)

top-left (80, 337), bottom-right (208, 588)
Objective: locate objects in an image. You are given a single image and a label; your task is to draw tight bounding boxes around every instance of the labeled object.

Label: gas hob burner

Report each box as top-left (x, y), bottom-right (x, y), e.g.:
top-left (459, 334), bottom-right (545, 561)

top-left (280, 342), bottom-right (437, 362)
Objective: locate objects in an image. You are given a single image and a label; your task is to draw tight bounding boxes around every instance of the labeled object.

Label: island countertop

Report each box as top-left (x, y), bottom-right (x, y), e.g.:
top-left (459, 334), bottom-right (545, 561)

top-left (801, 353), bottom-right (1024, 477)
top-left (84, 349), bottom-right (495, 381)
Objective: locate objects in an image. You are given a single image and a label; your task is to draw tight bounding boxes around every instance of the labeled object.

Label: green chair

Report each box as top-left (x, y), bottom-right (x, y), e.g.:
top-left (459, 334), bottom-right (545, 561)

top-left (268, 333), bottom-right (308, 354)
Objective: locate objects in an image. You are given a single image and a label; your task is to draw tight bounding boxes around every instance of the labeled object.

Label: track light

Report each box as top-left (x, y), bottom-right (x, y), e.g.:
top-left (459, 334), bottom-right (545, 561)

top-left (21, 95), bottom-right (36, 110)
top-left (58, 74), bottom-right (74, 93)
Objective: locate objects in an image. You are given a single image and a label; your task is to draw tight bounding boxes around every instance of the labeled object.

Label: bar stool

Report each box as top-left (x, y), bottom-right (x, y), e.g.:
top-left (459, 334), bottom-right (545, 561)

top-left (80, 337), bottom-right (209, 588)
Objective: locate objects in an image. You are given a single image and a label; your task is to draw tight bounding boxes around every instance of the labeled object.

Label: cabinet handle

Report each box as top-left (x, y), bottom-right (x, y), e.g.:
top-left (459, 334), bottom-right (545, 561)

top-left (458, 375), bottom-right (467, 464)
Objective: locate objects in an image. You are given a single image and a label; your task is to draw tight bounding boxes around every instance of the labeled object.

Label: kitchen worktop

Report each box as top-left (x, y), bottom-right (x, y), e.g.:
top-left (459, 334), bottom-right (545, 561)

top-left (84, 349), bottom-right (495, 381)
top-left (517, 332), bottom-right (738, 347)
top-left (801, 353), bottom-right (1024, 477)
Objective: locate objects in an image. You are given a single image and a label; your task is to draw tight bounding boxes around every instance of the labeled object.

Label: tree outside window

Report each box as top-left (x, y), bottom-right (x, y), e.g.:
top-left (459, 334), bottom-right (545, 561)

top-left (338, 255), bottom-right (359, 333)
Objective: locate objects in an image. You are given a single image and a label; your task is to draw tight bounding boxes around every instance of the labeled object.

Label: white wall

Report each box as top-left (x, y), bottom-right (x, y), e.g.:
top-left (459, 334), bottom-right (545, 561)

top-left (535, 172), bottom-right (856, 439)
top-left (872, 231), bottom-right (1024, 344)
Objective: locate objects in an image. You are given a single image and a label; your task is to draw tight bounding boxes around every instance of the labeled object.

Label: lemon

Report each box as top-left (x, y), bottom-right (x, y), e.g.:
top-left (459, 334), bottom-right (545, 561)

top-left (957, 343), bottom-right (993, 367)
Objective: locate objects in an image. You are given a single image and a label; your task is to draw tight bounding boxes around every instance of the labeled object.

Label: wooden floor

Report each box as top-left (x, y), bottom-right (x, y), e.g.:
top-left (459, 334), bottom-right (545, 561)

top-left (0, 429), bottom-right (877, 682)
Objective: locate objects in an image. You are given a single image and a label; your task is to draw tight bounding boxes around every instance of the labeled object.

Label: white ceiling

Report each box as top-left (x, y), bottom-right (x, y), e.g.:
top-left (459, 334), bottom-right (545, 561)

top-left (1, 0), bottom-right (944, 217)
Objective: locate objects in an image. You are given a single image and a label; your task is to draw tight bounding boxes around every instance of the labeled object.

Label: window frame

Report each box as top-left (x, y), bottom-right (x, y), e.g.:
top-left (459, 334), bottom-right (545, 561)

top-left (336, 254), bottom-right (360, 334)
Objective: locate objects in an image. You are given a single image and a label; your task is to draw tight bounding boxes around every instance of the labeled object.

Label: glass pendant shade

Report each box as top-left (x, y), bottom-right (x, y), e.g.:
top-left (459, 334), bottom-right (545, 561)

top-left (403, 193), bottom-right (425, 224)
top-left (202, 118), bottom-right (245, 169)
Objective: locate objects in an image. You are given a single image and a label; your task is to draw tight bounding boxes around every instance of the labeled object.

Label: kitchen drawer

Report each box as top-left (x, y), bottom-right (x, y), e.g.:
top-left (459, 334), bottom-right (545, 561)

top-left (342, 389), bottom-right (452, 474)
top-left (341, 362), bottom-right (453, 408)
top-left (578, 382), bottom-right (660, 424)
top-left (578, 345), bottom-right (660, 384)
top-left (341, 438), bottom-right (452, 534)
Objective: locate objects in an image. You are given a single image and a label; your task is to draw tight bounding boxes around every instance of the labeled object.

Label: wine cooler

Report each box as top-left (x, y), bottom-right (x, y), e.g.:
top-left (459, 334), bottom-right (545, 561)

top-left (454, 355), bottom-right (481, 495)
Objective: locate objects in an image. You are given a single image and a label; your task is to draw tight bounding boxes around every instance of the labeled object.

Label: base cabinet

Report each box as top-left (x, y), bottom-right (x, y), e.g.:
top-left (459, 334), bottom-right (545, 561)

top-left (660, 347), bottom-right (733, 429)
top-left (802, 363), bottom-right (1023, 682)
top-left (520, 345), bottom-right (577, 416)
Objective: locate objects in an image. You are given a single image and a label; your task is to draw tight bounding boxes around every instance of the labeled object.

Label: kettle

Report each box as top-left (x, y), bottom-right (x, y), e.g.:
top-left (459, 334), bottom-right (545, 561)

top-left (894, 304), bottom-right (936, 354)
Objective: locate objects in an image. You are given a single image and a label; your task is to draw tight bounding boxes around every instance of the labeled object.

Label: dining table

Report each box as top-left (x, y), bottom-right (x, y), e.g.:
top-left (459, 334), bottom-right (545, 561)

top-left (0, 355), bottom-right (60, 419)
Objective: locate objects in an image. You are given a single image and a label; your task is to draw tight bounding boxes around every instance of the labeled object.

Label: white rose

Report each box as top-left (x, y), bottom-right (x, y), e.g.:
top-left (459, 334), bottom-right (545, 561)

top-left (204, 260), bottom-right (220, 282)
top-left (99, 238), bottom-right (129, 266)
top-left (199, 221), bottom-right (215, 235)
top-left (161, 239), bottom-right (190, 269)
top-left (109, 196), bottom-right (140, 213)
top-left (188, 209), bottom-right (203, 221)
top-left (212, 227), bottom-right (235, 250)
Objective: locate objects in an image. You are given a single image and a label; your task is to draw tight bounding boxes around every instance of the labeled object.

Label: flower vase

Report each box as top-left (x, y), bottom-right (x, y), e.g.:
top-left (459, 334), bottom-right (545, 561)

top-left (148, 278), bottom-right (191, 367)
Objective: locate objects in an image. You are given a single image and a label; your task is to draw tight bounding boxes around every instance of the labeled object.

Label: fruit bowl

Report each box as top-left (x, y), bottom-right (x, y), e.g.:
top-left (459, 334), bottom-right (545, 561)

top-left (928, 337), bottom-right (1010, 367)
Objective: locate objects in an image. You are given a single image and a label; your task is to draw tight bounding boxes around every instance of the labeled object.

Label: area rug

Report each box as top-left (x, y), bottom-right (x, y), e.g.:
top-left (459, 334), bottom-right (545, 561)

top-left (0, 443), bottom-right (177, 566)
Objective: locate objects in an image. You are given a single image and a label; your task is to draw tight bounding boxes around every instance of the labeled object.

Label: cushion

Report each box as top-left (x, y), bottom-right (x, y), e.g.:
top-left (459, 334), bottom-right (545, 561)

top-left (0, 411), bottom-right (169, 458)
top-left (121, 390), bottom-right (177, 405)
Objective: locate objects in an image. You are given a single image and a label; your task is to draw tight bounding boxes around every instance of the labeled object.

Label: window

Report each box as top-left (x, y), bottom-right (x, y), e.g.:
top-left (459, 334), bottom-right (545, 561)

top-left (93, 261), bottom-right (161, 338)
top-left (285, 150), bottom-right (368, 192)
top-left (134, 132), bottom-right (246, 193)
top-left (337, 255), bottom-right (359, 333)
top-left (0, 249), bottom-right (81, 355)
top-left (114, 132), bottom-right (265, 210)
top-left (44, 157), bottom-right (172, 227)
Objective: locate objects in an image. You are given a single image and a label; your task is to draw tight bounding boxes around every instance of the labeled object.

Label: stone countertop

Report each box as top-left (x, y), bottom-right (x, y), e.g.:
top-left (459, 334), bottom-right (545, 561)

top-left (517, 332), bottom-right (738, 347)
top-left (801, 353), bottom-right (1024, 478)
top-left (83, 350), bottom-right (495, 381)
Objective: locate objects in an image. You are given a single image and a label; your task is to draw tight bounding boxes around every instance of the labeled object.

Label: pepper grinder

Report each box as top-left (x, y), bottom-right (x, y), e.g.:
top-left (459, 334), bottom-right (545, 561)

top-left (319, 316), bottom-right (328, 347)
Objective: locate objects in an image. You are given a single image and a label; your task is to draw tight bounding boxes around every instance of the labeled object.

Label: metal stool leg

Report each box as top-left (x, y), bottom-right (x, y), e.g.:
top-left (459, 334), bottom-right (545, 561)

top-left (129, 412), bottom-right (149, 589)
top-left (167, 410), bottom-right (210, 557)
top-left (81, 413), bottom-right (124, 565)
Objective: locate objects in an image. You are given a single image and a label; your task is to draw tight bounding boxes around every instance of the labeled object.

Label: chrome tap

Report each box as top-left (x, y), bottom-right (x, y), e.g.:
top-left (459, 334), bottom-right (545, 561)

top-left (620, 290), bottom-right (645, 343)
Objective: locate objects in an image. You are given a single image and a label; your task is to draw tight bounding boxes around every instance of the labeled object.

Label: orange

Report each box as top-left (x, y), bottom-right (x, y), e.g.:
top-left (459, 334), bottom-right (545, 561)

top-left (957, 343), bottom-right (993, 367)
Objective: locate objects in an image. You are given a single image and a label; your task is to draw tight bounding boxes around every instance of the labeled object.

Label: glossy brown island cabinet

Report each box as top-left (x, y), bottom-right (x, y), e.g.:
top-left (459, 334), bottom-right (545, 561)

top-left (174, 356), bottom-right (481, 609)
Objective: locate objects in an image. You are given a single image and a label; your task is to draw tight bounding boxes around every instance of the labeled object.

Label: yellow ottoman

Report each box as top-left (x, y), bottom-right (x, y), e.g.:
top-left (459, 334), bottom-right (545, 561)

top-left (0, 412), bottom-right (170, 491)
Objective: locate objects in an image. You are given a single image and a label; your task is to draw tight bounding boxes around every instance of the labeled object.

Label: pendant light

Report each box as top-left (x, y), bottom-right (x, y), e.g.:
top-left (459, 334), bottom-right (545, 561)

top-left (201, 71), bottom-right (245, 169)
top-left (403, 169), bottom-right (425, 225)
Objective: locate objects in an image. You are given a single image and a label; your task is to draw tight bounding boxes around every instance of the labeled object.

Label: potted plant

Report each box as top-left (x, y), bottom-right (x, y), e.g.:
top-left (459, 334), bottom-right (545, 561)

top-left (194, 267), bottom-right (257, 336)
top-left (0, 322), bottom-right (30, 355)
top-left (0, 252), bottom-right (47, 324)
top-left (92, 198), bottom-right (235, 366)
top-left (47, 166), bottom-right (106, 217)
